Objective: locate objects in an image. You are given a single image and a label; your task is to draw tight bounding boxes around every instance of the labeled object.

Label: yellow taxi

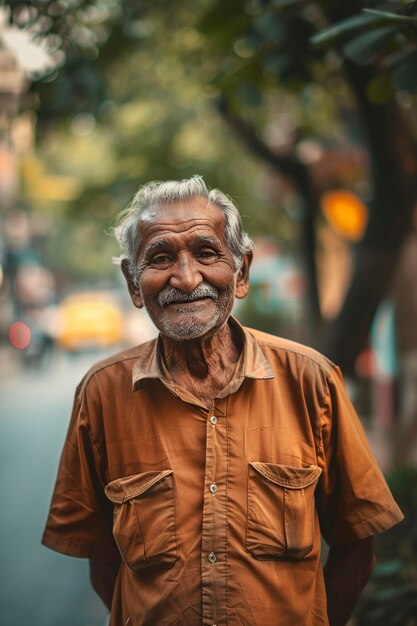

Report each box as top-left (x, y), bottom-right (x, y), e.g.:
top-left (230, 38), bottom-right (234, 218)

top-left (56, 291), bottom-right (123, 351)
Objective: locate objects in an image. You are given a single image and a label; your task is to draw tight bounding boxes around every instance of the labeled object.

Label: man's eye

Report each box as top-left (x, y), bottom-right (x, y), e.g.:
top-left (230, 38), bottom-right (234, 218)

top-left (150, 255), bottom-right (172, 265)
top-left (196, 248), bottom-right (218, 260)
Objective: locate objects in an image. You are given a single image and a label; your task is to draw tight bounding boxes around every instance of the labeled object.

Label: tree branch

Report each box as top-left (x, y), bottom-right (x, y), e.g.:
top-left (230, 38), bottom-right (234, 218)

top-left (216, 95), bottom-right (304, 179)
top-left (216, 94), bottom-right (322, 328)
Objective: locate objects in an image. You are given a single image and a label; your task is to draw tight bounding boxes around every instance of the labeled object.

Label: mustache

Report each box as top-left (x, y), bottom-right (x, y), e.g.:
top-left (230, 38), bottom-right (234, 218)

top-left (158, 284), bottom-right (219, 308)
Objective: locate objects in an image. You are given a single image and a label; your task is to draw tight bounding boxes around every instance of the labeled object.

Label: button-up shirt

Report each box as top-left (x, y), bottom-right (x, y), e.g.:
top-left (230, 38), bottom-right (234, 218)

top-left (42, 318), bottom-right (403, 626)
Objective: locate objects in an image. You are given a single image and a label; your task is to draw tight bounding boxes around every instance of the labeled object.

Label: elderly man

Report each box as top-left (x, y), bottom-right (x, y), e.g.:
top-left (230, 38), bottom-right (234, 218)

top-left (42, 176), bottom-right (403, 626)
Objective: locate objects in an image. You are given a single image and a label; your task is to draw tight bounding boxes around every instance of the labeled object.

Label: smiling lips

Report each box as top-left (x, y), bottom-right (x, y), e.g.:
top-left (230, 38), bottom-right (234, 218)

top-left (167, 296), bottom-right (210, 306)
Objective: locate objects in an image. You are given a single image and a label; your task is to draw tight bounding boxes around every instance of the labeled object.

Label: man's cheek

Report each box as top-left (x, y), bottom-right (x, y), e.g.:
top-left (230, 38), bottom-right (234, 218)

top-left (206, 265), bottom-right (235, 284)
top-left (139, 276), bottom-right (165, 295)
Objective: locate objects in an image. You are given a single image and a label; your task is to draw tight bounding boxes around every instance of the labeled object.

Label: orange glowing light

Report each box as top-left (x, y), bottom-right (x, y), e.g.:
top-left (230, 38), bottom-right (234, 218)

top-left (321, 190), bottom-right (368, 241)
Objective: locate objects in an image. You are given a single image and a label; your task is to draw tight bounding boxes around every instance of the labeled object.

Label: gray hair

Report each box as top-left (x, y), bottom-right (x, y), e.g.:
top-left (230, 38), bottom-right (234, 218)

top-left (114, 175), bottom-right (253, 283)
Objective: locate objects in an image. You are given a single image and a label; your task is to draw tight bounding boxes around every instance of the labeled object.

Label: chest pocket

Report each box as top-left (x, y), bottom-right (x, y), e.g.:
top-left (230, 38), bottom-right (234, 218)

top-left (246, 462), bottom-right (322, 560)
top-left (105, 470), bottom-right (178, 571)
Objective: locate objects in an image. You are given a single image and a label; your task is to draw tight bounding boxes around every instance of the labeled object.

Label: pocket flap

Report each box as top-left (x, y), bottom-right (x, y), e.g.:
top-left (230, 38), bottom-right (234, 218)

top-left (249, 462), bottom-right (321, 489)
top-left (105, 469), bottom-right (173, 504)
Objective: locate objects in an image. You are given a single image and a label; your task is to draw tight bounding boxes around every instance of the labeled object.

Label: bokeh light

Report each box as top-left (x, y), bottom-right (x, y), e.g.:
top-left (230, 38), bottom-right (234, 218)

top-left (9, 321), bottom-right (32, 350)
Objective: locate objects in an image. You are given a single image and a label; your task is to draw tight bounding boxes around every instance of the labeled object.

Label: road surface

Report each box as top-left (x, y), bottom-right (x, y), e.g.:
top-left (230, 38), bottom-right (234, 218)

top-left (0, 349), bottom-right (110, 626)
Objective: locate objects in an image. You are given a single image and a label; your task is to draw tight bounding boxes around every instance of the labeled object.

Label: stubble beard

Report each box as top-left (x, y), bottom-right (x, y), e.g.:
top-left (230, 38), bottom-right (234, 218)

top-left (144, 283), bottom-right (236, 341)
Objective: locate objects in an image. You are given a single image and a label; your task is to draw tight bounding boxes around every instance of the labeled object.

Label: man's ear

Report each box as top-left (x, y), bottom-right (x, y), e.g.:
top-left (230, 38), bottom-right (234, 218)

top-left (121, 259), bottom-right (143, 309)
top-left (235, 252), bottom-right (253, 300)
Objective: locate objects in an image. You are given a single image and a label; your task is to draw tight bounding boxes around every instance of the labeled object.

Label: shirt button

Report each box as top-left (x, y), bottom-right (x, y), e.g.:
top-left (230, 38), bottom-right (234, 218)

top-left (209, 482), bottom-right (217, 494)
top-left (208, 551), bottom-right (217, 564)
top-left (210, 415), bottom-right (217, 425)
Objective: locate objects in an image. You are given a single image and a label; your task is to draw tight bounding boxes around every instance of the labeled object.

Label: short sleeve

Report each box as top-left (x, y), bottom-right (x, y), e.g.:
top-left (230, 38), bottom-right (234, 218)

top-left (41, 375), bottom-right (119, 560)
top-left (316, 365), bottom-right (403, 546)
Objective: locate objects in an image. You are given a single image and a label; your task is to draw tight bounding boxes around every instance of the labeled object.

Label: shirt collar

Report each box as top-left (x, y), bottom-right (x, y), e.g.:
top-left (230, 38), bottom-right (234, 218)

top-left (132, 315), bottom-right (275, 392)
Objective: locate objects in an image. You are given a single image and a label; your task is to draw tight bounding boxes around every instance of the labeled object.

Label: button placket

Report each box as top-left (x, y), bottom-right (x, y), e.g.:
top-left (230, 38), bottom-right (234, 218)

top-left (202, 402), bottom-right (227, 625)
top-left (209, 417), bottom-right (218, 498)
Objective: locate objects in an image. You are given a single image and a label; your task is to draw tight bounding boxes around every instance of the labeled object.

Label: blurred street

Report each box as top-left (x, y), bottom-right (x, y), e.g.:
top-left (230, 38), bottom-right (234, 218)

top-left (1, 1), bottom-right (417, 621)
top-left (0, 349), bottom-right (110, 626)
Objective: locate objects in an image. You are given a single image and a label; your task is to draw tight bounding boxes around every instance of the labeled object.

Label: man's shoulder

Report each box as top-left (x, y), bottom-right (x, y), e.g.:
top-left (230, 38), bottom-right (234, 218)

top-left (78, 338), bottom-right (157, 390)
top-left (244, 325), bottom-right (335, 375)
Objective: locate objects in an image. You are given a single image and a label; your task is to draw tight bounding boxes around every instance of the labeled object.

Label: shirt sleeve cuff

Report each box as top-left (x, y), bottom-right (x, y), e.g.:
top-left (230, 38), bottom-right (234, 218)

top-left (41, 528), bottom-right (100, 558)
top-left (328, 501), bottom-right (404, 546)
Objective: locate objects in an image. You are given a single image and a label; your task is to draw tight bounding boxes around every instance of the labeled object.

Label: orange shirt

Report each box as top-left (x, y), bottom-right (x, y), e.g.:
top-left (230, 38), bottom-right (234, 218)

top-left (42, 318), bottom-right (403, 626)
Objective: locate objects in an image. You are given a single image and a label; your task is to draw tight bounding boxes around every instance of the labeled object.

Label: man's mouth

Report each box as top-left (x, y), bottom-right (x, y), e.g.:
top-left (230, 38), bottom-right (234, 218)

top-left (165, 296), bottom-right (212, 307)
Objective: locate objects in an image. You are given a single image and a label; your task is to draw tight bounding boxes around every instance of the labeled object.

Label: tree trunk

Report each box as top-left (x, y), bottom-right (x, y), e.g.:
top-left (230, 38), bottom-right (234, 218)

top-left (319, 62), bottom-right (417, 373)
top-left (217, 67), bottom-right (417, 375)
top-left (216, 95), bottom-right (322, 329)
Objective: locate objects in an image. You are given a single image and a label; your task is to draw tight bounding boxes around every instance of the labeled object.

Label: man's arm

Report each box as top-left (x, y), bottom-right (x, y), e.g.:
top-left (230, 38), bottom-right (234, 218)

top-left (89, 557), bottom-right (121, 611)
top-left (324, 536), bottom-right (376, 626)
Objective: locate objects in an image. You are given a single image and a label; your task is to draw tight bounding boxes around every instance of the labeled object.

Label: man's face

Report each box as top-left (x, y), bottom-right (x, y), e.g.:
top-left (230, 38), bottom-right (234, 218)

top-left (124, 197), bottom-right (250, 341)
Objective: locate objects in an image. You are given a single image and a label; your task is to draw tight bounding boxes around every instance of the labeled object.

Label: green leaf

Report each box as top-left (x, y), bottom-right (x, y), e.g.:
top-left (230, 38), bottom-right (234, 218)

top-left (311, 7), bottom-right (417, 49)
top-left (392, 49), bottom-right (417, 92)
top-left (363, 8), bottom-right (417, 24)
top-left (310, 13), bottom-right (384, 47)
top-left (343, 26), bottom-right (399, 65)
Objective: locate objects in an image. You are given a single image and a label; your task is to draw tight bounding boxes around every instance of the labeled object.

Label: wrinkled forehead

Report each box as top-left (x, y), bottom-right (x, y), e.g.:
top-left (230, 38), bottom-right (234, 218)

top-left (138, 196), bottom-right (226, 239)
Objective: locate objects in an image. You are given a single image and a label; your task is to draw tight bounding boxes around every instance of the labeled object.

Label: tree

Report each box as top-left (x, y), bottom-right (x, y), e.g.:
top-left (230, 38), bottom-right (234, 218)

top-left (196, 0), bottom-right (417, 373)
top-left (4, 0), bottom-right (417, 373)
top-left (4, 1), bottom-right (279, 283)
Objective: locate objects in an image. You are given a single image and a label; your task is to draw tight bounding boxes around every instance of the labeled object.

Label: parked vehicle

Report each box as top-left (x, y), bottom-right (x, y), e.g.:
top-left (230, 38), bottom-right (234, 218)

top-left (56, 291), bottom-right (123, 351)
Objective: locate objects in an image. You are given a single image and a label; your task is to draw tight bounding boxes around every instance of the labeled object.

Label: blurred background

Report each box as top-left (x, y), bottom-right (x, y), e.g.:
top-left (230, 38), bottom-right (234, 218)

top-left (0, 1), bottom-right (416, 624)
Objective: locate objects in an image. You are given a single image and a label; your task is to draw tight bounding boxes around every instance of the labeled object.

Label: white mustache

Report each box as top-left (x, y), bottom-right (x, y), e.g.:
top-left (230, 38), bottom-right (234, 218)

top-left (158, 284), bottom-right (218, 308)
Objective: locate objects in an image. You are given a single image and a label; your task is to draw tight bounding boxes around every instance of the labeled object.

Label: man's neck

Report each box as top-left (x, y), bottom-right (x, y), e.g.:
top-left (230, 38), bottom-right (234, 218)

top-left (160, 321), bottom-right (242, 406)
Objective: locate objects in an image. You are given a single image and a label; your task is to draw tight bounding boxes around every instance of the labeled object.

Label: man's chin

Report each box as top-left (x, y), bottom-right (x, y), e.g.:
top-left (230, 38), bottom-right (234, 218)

top-left (157, 316), bottom-right (222, 341)
top-left (159, 325), bottom-right (214, 342)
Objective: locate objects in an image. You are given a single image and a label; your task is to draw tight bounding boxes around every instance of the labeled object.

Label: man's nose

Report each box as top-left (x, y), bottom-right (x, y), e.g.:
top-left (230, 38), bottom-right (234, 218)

top-left (169, 253), bottom-right (203, 292)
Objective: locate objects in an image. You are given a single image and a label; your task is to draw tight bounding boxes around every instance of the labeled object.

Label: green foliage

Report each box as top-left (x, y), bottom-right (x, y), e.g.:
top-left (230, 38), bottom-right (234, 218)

top-left (44, 218), bottom-right (120, 284)
top-left (4, 0), bottom-right (287, 281)
top-left (6, 0), bottom-right (145, 117)
top-left (342, 27), bottom-right (399, 65)
top-left (198, 0), bottom-right (320, 102)
top-left (311, 7), bottom-right (416, 48)
top-left (311, 0), bottom-right (417, 98)
top-left (364, 7), bottom-right (417, 25)
top-left (310, 12), bottom-right (390, 48)
top-left (5, 0), bottom-right (417, 301)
